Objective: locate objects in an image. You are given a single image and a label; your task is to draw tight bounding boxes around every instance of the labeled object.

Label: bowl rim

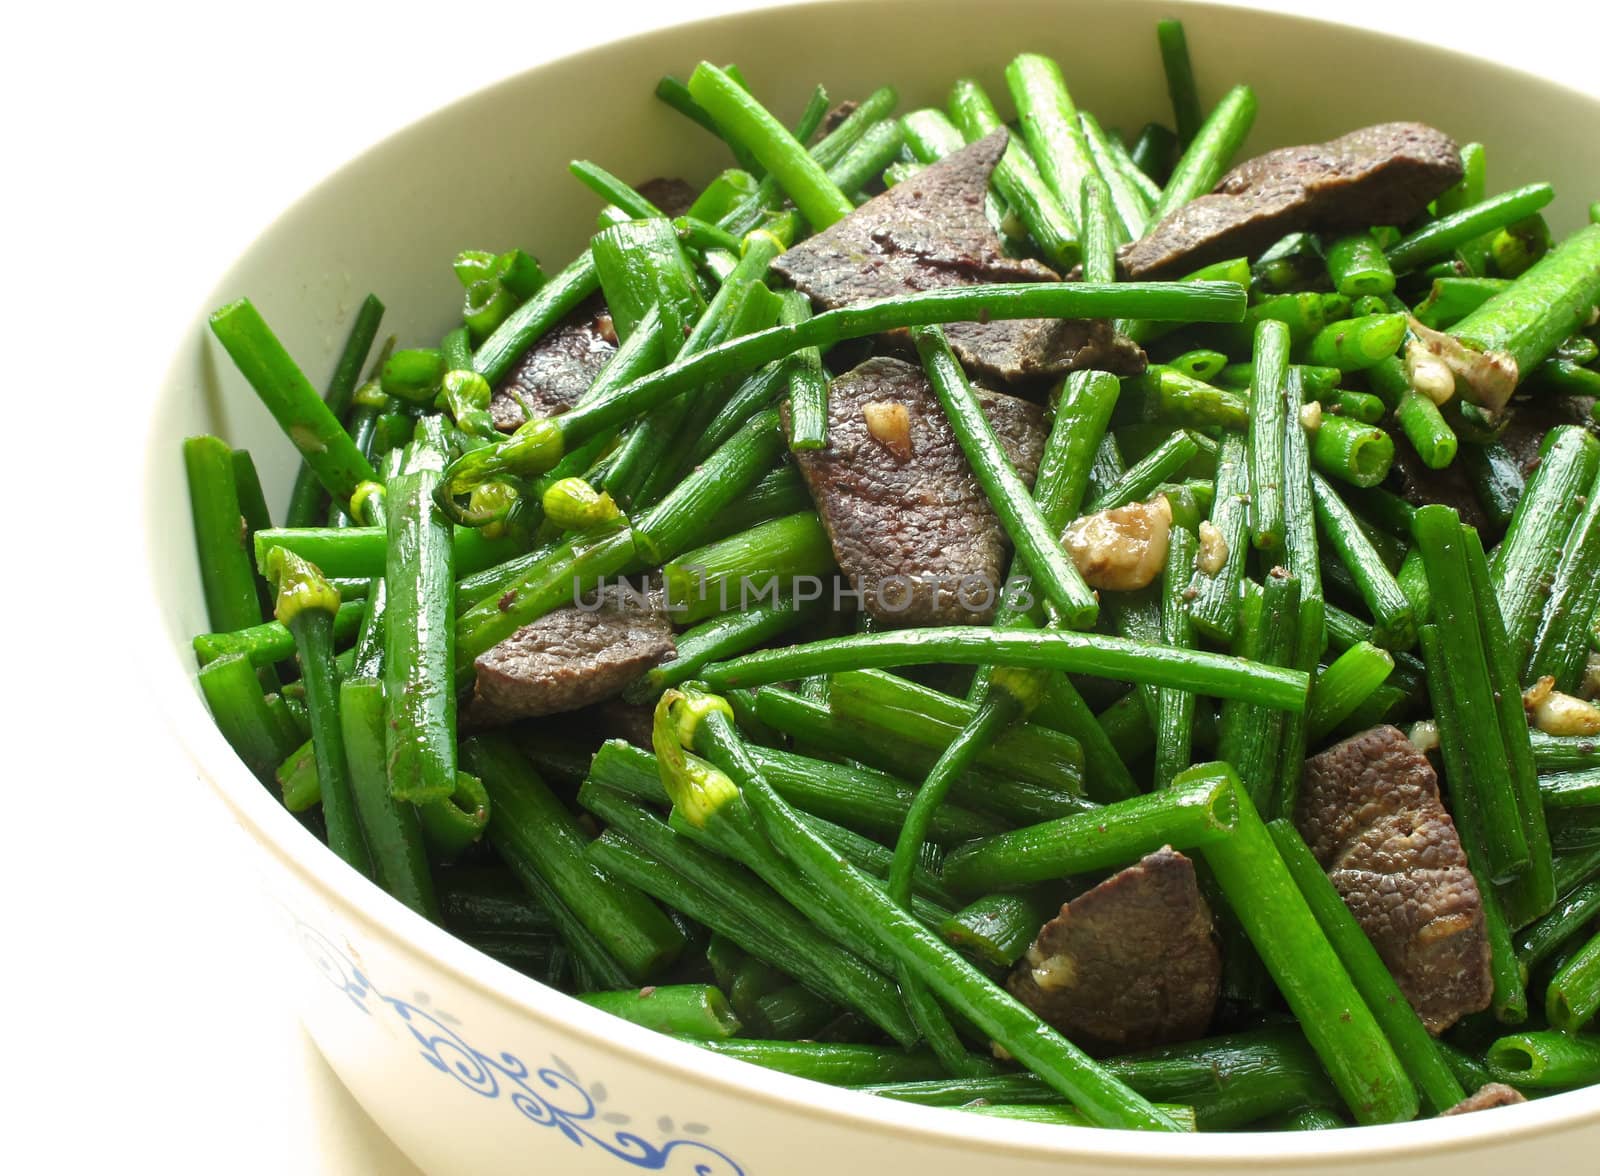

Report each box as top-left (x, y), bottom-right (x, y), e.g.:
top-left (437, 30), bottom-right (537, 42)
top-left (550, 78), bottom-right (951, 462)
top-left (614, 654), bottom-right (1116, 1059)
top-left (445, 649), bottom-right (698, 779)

top-left (141, 0), bottom-right (1600, 1161)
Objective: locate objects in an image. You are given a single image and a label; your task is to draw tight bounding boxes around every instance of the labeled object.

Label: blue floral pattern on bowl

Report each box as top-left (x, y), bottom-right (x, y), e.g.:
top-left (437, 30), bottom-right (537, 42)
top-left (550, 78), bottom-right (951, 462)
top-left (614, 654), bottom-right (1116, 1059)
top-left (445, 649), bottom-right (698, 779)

top-left (294, 918), bottom-right (746, 1175)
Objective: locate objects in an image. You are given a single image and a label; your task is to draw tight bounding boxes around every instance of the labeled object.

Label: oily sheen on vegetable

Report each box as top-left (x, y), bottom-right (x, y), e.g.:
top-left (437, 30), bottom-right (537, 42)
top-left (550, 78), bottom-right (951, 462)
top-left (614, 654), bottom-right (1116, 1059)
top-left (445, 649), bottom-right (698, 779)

top-left (187, 17), bottom-right (1600, 1134)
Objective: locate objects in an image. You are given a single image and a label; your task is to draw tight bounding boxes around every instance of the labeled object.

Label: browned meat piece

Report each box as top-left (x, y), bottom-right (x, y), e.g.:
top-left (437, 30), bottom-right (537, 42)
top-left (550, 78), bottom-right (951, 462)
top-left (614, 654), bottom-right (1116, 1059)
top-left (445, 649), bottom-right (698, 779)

top-left (1122, 123), bottom-right (1463, 279)
top-left (1296, 725), bottom-right (1492, 1033)
top-left (820, 99), bottom-right (859, 136)
top-left (1497, 394), bottom-right (1599, 479)
top-left (582, 699), bottom-right (657, 749)
top-left (1390, 398), bottom-right (1597, 538)
top-left (636, 177), bottom-right (697, 217)
top-left (791, 356), bottom-right (1045, 626)
top-left (1440, 1083), bottom-right (1527, 1116)
top-left (770, 129), bottom-right (1145, 383)
top-left (1005, 848), bottom-right (1219, 1052)
top-left (1386, 437), bottom-right (1490, 533)
top-left (468, 585), bottom-right (675, 724)
top-left (488, 173), bottom-right (691, 431)
top-left (490, 295), bottom-right (617, 431)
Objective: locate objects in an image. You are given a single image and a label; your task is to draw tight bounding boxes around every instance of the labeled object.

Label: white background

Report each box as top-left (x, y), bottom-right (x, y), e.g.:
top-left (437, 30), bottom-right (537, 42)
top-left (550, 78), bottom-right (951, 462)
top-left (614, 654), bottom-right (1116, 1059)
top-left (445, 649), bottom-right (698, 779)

top-left (4, 0), bottom-right (1592, 1171)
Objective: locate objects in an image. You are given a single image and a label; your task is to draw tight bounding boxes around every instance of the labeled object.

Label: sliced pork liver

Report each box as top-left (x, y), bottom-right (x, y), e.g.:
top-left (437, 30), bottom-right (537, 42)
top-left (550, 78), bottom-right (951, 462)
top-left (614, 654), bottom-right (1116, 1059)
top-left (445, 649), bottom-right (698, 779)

top-left (1006, 847), bottom-right (1220, 1052)
top-left (490, 294), bottom-right (617, 431)
top-left (1387, 438), bottom-right (1490, 533)
top-left (1440, 1083), bottom-right (1527, 1116)
top-left (1122, 123), bottom-right (1463, 279)
top-left (791, 356), bottom-right (1045, 626)
top-left (636, 176), bottom-right (697, 217)
top-left (770, 129), bottom-right (1144, 383)
top-left (468, 584), bottom-right (675, 724)
top-left (820, 99), bottom-right (859, 136)
top-left (490, 171), bottom-right (694, 431)
top-left (1497, 394), bottom-right (1599, 479)
top-left (1388, 396), bottom-right (1598, 537)
top-left (1295, 725), bottom-right (1491, 1033)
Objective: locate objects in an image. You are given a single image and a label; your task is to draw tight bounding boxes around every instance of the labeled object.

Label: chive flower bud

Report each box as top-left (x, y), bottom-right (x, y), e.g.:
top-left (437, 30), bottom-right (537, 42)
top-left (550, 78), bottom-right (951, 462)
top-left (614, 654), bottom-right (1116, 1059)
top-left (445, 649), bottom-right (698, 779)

top-left (381, 348), bottom-right (447, 404)
top-left (265, 547), bottom-right (341, 625)
top-left (542, 477), bottom-right (621, 532)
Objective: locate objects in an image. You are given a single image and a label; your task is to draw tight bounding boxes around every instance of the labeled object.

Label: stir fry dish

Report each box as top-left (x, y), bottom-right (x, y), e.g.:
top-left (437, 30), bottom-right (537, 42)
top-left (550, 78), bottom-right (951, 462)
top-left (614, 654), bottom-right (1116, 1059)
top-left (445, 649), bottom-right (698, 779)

top-left (185, 18), bottom-right (1600, 1132)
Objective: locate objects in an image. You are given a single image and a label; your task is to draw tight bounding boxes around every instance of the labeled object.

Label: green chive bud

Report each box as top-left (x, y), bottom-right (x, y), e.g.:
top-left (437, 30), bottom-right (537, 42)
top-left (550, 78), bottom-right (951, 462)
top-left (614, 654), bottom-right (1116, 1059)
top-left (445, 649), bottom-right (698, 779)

top-left (351, 376), bottom-right (389, 411)
top-left (349, 480), bottom-right (387, 527)
top-left (265, 548), bottom-right (341, 625)
top-left (438, 369), bottom-right (497, 437)
top-left (468, 481), bottom-right (519, 537)
top-left (989, 666), bottom-right (1047, 717)
top-left (652, 689), bottom-right (740, 828)
top-left (501, 417), bottom-right (565, 477)
top-left (441, 369), bottom-right (492, 410)
top-left (542, 477), bottom-right (621, 532)
top-left (375, 411), bottom-right (415, 455)
top-left (381, 348), bottom-right (447, 404)
top-left (665, 685), bottom-right (737, 754)
top-left (440, 417), bottom-right (564, 499)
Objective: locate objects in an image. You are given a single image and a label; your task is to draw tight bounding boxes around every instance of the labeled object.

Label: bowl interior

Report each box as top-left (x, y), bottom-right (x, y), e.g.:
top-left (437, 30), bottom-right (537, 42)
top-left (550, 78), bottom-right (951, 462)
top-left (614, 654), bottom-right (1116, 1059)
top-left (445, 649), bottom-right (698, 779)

top-left (142, 0), bottom-right (1600, 1160)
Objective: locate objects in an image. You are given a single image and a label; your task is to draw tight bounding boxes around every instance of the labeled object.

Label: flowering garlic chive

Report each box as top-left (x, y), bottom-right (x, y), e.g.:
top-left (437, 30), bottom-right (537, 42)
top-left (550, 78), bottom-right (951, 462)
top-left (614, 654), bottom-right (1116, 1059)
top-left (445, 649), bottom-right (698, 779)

top-left (265, 547), bottom-right (341, 626)
top-left (438, 416), bottom-right (565, 504)
top-left (381, 348), bottom-right (447, 404)
top-left (542, 477), bottom-right (622, 532)
top-left (989, 666), bottom-right (1048, 716)
top-left (439, 369), bottom-right (497, 437)
top-left (351, 375), bottom-right (390, 411)
top-left (467, 481), bottom-right (519, 538)
top-left (652, 688), bottom-right (740, 828)
top-left (349, 480), bottom-right (386, 526)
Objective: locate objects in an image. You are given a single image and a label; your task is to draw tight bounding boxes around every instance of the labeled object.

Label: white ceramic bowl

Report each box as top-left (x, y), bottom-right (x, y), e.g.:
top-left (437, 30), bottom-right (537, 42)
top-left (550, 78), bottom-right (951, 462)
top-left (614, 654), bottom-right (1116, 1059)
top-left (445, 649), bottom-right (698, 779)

top-left (143, 1), bottom-right (1600, 1171)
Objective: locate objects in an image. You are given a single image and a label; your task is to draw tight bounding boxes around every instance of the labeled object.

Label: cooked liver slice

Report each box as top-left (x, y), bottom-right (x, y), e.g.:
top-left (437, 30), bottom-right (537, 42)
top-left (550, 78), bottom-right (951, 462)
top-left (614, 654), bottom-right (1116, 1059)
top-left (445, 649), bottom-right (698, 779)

top-left (491, 173), bottom-right (692, 431)
top-left (1122, 123), bottom-right (1463, 279)
top-left (1497, 395), bottom-right (1599, 479)
top-left (1440, 1083), bottom-right (1527, 1116)
top-left (820, 99), bottom-right (859, 136)
top-left (636, 176), bottom-right (697, 217)
top-left (1296, 725), bottom-right (1491, 1033)
top-left (1388, 396), bottom-right (1598, 535)
top-left (791, 356), bottom-right (1045, 626)
top-left (490, 294), bottom-right (616, 431)
top-left (770, 129), bottom-right (1145, 383)
top-left (469, 585), bottom-right (675, 723)
top-left (1006, 847), bottom-right (1220, 1052)
top-left (581, 698), bottom-right (658, 749)
top-left (1387, 438), bottom-right (1491, 533)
